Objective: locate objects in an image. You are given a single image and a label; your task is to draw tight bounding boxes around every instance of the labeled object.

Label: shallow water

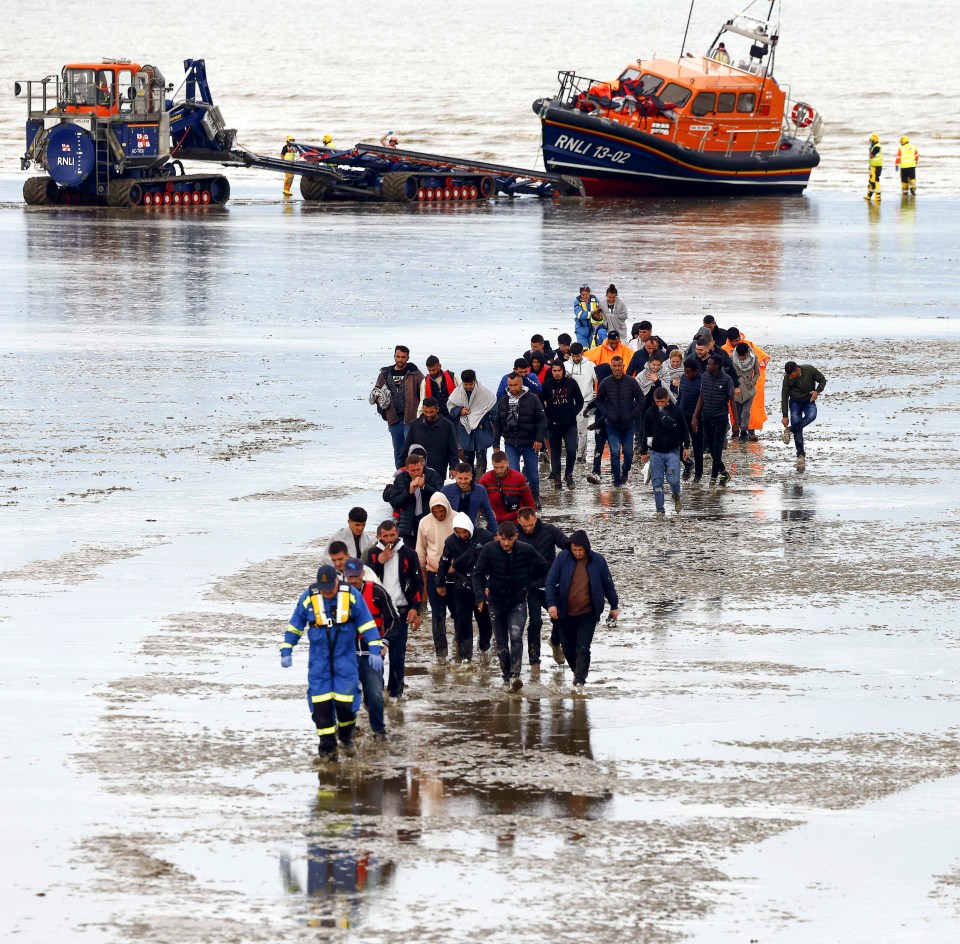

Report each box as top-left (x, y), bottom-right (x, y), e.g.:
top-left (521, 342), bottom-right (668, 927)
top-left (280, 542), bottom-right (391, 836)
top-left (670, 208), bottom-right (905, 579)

top-left (3, 179), bottom-right (960, 942)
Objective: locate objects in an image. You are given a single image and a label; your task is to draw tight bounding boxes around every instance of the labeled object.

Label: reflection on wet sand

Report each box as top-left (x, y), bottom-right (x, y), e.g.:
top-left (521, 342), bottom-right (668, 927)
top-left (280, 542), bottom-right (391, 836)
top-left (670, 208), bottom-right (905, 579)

top-left (23, 210), bottom-right (227, 322)
top-left (281, 698), bottom-right (609, 927)
top-left (780, 483), bottom-right (818, 560)
top-left (279, 783), bottom-right (397, 929)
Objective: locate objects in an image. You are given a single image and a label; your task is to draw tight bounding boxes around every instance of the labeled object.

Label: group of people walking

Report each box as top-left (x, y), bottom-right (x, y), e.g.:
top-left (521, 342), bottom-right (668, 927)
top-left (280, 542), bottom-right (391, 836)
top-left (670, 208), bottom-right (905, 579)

top-left (280, 286), bottom-right (827, 760)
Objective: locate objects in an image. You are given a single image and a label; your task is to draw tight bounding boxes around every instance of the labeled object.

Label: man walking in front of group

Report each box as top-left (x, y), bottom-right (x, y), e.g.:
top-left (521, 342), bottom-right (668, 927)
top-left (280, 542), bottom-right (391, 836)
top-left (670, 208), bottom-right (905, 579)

top-left (281, 565), bottom-right (382, 761)
top-left (364, 521), bottom-right (423, 702)
top-left (595, 356), bottom-right (643, 487)
top-left (545, 531), bottom-right (618, 695)
top-left (781, 361), bottom-right (826, 471)
top-left (496, 372), bottom-right (547, 506)
top-left (370, 346), bottom-right (425, 468)
top-left (640, 387), bottom-right (691, 515)
top-left (473, 522), bottom-right (546, 692)
top-left (692, 355), bottom-right (738, 487)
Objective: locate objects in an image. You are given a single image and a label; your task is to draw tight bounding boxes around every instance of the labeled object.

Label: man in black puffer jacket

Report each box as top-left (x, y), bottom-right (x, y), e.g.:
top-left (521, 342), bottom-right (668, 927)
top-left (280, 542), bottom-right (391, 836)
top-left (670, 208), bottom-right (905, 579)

top-left (539, 360), bottom-right (584, 489)
top-left (472, 521), bottom-right (546, 691)
top-left (640, 387), bottom-right (691, 515)
top-left (495, 372), bottom-right (547, 504)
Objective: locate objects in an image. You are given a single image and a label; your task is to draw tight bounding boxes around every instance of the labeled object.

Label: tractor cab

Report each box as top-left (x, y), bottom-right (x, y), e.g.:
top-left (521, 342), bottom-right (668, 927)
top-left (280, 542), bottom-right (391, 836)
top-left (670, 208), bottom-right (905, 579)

top-left (60, 61), bottom-right (165, 118)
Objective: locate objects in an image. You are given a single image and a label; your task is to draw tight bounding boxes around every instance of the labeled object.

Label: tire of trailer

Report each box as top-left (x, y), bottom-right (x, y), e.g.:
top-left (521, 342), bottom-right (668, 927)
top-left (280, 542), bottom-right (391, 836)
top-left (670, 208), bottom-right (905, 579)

top-left (300, 175), bottom-right (329, 201)
top-left (381, 172), bottom-right (418, 203)
top-left (478, 176), bottom-right (496, 198)
top-left (23, 176), bottom-right (58, 206)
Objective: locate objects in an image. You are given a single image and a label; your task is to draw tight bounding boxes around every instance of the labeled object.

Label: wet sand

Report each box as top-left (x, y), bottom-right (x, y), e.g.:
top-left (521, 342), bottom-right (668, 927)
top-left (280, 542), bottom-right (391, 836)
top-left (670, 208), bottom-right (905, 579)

top-left (3, 183), bottom-right (960, 942)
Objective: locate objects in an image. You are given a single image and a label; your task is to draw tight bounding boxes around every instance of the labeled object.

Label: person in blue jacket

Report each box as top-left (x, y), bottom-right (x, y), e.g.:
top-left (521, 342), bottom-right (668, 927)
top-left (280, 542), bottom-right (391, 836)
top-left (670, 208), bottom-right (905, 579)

top-left (282, 565), bottom-right (383, 761)
top-left (545, 530), bottom-right (618, 694)
top-left (573, 284), bottom-right (601, 347)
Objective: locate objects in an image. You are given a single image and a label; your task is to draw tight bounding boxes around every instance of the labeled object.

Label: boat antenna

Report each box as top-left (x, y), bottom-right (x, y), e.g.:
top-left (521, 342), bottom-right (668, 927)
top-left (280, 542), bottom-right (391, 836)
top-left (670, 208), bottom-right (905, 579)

top-left (679, 0), bottom-right (695, 60)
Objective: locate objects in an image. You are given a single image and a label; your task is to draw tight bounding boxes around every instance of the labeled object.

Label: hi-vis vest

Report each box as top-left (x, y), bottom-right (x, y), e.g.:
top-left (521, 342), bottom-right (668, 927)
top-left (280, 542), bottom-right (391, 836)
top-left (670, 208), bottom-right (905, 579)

top-left (309, 587), bottom-right (352, 626)
top-left (899, 144), bottom-right (918, 168)
top-left (869, 144), bottom-right (883, 167)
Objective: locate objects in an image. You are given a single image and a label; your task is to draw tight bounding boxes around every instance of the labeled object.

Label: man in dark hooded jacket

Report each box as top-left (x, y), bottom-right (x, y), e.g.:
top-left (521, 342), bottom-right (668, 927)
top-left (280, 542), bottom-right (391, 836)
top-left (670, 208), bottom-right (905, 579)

top-left (545, 530), bottom-right (618, 693)
top-left (539, 359), bottom-right (584, 489)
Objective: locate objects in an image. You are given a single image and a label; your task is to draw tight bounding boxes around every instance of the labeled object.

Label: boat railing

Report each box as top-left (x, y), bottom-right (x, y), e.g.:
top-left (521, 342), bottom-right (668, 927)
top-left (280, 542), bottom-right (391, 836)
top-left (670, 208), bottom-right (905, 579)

top-left (555, 70), bottom-right (603, 107)
top-left (780, 92), bottom-right (824, 152)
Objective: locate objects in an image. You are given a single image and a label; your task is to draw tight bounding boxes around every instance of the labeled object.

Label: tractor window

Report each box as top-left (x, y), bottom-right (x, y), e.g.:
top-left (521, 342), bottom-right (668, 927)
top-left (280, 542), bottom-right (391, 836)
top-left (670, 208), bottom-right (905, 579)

top-left (659, 82), bottom-right (692, 108)
top-left (716, 91), bottom-right (736, 113)
top-left (691, 92), bottom-right (716, 116)
top-left (737, 92), bottom-right (756, 113)
top-left (63, 69), bottom-right (98, 106)
top-left (117, 69), bottom-right (134, 114)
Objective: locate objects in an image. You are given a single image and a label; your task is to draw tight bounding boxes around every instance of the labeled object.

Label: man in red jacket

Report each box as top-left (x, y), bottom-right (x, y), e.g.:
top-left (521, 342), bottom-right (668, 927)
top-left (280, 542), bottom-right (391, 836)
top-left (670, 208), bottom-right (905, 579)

top-left (479, 450), bottom-right (535, 523)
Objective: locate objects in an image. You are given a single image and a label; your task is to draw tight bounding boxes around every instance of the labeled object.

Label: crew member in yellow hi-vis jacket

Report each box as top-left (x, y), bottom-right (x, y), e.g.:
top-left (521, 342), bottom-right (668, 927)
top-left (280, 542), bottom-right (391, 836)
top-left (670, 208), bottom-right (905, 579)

top-left (865, 133), bottom-right (883, 202)
top-left (896, 136), bottom-right (918, 195)
top-left (281, 134), bottom-right (297, 196)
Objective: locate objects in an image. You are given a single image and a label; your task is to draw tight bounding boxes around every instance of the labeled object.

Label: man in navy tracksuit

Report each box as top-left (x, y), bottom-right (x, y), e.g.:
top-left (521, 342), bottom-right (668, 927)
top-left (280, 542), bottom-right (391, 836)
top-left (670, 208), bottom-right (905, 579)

top-left (678, 358), bottom-right (704, 481)
top-left (544, 530), bottom-right (618, 694)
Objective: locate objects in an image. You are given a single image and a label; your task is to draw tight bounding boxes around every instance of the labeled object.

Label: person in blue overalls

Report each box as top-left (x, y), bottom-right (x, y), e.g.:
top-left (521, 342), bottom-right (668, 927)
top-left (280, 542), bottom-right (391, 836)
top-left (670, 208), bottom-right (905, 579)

top-left (281, 565), bottom-right (382, 762)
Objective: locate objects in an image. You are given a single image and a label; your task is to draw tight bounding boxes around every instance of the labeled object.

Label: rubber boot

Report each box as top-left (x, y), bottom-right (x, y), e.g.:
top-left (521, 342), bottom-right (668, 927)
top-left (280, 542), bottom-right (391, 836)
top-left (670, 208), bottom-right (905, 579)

top-left (901, 179), bottom-right (909, 195)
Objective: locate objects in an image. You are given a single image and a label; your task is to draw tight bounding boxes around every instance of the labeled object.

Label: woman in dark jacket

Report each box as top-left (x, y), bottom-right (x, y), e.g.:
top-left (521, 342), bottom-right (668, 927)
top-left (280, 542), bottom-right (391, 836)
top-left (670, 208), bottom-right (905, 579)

top-left (539, 360), bottom-right (584, 488)
top-left (544, 530), bottom-right (618, 693)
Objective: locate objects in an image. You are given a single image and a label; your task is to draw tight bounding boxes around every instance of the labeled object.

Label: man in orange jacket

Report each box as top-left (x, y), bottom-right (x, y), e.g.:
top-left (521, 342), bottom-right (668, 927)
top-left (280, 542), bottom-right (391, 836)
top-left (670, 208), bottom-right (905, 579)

top-left (584, 330), bottom-right (633, 369)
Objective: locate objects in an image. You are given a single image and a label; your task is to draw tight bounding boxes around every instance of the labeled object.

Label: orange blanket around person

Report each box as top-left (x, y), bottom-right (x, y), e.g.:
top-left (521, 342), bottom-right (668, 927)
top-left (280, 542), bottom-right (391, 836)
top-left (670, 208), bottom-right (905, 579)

top-left (724, 336), bottom-right (770, 430)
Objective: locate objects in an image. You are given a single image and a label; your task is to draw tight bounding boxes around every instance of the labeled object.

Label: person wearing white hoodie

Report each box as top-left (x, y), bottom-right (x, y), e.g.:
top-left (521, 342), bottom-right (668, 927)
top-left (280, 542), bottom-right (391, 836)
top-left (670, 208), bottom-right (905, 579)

top-left (566, 342), bottom-right (597, 465)
top-left (416, 492), bottom-right (455, 662)
top-left (437, 512), bottom-right (495, 665)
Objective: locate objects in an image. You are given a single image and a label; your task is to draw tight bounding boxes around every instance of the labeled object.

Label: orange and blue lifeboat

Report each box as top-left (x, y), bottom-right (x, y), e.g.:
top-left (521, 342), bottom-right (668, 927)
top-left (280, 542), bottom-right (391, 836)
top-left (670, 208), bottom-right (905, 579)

top-left (534, 9), bottom-right (822, 197)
